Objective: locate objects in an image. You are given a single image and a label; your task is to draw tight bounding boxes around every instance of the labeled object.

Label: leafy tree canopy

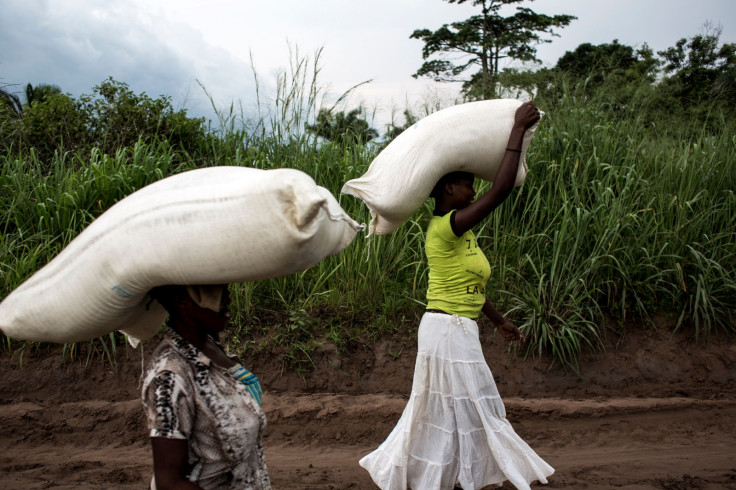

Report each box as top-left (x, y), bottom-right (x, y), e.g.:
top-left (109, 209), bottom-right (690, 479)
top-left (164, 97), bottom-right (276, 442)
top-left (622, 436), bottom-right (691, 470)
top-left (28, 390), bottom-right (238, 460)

top-left (657, 24), bottom-right (736, 105)
top-left (305, 107), bottom-right (378, 145)
top-left (0, 83), bottom-right (64, 118)
top-left (0, 85), bottom-right (23, 118)
top-left (25, 83), bottom-right (62, 106)
top-left (0, 78), bottom-right (209, 166)
top-left (411, 0), bottom-right (576, 99)
top-left (555, 40), bottom-right (660, 86)
top-left (384, 109), bottom-right (419, 143)
top-left (79, 77), bottom-right (207, 152)
top-left (497, 24), bottom-right (734, 134)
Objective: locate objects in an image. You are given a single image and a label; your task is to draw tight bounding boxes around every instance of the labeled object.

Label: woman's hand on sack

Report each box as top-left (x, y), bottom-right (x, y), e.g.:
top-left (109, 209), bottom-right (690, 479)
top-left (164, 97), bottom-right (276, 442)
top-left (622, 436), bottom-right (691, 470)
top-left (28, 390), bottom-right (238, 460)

top-left (513, 101), bottom-right (541, 132)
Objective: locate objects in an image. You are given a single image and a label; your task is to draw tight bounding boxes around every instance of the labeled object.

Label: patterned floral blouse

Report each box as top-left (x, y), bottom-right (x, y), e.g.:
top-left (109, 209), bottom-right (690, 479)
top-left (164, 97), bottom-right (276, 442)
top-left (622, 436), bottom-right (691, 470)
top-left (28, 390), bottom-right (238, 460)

top-left (142, 328), bottom-right (271, 490)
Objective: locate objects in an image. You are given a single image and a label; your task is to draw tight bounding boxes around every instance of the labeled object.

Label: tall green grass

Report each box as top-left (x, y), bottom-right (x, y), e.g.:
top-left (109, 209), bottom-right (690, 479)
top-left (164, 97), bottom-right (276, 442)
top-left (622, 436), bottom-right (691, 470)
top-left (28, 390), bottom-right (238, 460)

top-left (1, 68), bottom-right (734, 370)
top-left (487, 101), bottom-right (736, 368)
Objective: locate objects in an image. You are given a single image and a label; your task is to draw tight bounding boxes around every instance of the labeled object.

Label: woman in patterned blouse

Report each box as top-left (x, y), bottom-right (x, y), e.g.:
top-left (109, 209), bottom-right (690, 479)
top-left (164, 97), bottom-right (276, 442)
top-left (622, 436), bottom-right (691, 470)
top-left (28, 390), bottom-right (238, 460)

top-left (142, 284), bottom-right (271, 490)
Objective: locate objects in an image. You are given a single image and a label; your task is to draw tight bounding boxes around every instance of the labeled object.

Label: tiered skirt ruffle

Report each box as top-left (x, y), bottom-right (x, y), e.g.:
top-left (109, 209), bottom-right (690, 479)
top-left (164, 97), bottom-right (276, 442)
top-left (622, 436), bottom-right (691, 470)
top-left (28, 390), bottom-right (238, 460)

top-left (359, 312), bottom-right (554, 490)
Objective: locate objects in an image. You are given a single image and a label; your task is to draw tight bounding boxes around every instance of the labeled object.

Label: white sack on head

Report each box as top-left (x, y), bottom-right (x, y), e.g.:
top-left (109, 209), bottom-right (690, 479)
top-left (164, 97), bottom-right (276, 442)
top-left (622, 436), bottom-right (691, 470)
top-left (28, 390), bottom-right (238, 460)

top-left (341, 99), bottom-right (543, 236)
top-left (0, 166), bottom-right (363, 345)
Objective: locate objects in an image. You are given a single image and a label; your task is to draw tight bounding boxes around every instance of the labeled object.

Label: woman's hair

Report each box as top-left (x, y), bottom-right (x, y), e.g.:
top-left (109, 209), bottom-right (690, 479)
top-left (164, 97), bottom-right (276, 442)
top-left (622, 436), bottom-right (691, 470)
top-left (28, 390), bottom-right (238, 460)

top-left (430, 171), bottom-right (474, 199)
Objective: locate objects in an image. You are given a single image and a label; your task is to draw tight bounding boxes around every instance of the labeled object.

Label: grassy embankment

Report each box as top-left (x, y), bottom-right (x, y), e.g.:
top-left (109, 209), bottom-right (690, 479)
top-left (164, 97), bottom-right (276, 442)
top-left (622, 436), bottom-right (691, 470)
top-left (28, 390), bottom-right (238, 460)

top-left (1, 81), bottom-right (734, 372)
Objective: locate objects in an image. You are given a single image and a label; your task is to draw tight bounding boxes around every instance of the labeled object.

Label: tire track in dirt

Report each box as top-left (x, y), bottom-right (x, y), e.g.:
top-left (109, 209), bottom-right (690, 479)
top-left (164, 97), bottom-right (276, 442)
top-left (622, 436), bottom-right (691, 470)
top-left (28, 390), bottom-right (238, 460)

top-left (2, 324), bottom-right (735, 488)
top-left (2, 394), bottom-right (736, 489)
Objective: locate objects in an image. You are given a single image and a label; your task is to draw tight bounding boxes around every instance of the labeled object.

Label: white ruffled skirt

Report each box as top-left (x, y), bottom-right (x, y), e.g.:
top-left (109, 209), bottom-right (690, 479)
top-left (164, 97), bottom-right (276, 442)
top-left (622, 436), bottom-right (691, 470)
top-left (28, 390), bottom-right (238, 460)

top-left (359, 312), bottom-right (554, 490)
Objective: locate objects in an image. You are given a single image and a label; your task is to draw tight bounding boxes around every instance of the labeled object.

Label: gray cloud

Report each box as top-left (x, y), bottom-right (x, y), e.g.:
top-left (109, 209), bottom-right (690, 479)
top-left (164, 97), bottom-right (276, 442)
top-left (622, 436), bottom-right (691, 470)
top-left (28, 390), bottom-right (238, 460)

top-left (2, 0), bottom-right (734, 129)
top-left (0, 0), bottom-right (258, 121)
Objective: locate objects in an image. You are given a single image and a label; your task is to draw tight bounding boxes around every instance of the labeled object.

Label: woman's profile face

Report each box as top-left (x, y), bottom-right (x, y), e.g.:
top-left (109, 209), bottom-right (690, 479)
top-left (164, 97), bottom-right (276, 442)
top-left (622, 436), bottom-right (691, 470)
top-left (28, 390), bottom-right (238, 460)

top-left (190, 288), bottom-right (231, 333)
top-left (449, 177), bottom-right (476, 209)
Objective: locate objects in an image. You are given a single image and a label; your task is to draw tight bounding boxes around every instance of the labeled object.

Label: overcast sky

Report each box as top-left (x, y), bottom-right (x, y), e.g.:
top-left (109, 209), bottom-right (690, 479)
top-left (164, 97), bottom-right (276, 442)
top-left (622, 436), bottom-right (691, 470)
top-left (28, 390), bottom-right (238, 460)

top-left (1, 0), bottom-right (734, 131)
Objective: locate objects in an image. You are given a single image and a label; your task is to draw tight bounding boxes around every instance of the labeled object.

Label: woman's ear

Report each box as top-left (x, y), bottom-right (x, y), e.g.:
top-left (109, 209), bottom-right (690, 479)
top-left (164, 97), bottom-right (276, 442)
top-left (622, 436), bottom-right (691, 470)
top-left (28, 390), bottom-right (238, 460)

top-left (445, 182), bottom-right (454, 195)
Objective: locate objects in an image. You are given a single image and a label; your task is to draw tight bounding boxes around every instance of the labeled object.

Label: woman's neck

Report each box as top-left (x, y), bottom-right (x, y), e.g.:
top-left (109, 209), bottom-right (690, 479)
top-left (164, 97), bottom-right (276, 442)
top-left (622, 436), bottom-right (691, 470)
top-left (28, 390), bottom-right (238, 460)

top-left (434, 202), bottom-right (456, 216)
top-left (170, 318), bottom-right (212, 350)
top-left (170, 320), bottom-right (234, 367)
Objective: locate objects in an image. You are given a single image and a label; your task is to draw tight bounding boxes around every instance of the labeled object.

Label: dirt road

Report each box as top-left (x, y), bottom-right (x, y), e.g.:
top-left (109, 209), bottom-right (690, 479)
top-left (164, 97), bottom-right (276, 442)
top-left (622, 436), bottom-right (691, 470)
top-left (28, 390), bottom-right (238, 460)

top-left (2, 321), bottom-right (735, 489)
top-left (1, 394), bottom-right (735, 489)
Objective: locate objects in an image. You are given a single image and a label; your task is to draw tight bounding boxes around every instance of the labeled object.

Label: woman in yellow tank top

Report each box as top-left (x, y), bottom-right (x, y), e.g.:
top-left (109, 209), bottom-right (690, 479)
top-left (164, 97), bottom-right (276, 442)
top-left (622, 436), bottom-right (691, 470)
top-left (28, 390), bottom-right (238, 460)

top-left (360, 101), bottom-right (553, 490)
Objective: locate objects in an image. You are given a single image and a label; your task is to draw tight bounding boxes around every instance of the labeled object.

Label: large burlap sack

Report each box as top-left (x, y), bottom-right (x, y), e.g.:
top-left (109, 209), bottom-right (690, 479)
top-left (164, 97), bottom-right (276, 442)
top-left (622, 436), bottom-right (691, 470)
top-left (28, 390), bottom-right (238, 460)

top-left (341, 99), bottom-right (543, 235)
top-left (0, 166), bottom-right (363, 345)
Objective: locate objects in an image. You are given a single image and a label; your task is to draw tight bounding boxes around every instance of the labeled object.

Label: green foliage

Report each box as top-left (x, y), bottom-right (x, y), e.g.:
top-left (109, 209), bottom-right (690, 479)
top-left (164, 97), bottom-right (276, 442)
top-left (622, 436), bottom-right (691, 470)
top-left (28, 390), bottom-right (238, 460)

top-left (554, 40), bottom-right (659, 89)
top-left (500, 28), bottom-right (735, 139)
top-left (0, 78), bottom-right (211, 166)
top-left (62, 332), bottom-right (124, 370)
top-left (14, 91), bottom-right (90, 161)
top-left (2, 34), bottom-right (736, 370)
top-left (411, 0), bottom-right (576, 98)
top-left (384, 109), bottom-right (419, 142)
top-left (80, 78), bottom-right (209, 155)
top-left (274, 308), bottom-right (317, 373)
top-left (657, 24), bottom-right (736, 109)
top-left (0, 85), bottom-right (23, 118)
top-left (509, 100), bottom-right (734, 346)
top-left (25, 83), bottom-right (62, 105)
top-left (305, 107), bottom-right (378, 145)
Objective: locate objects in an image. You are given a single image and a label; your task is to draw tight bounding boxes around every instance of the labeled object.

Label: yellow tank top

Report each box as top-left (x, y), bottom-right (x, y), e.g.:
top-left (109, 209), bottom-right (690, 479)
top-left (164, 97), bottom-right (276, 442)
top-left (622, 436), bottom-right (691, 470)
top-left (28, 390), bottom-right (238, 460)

top-left (425, 212), bottom-right (491, 319)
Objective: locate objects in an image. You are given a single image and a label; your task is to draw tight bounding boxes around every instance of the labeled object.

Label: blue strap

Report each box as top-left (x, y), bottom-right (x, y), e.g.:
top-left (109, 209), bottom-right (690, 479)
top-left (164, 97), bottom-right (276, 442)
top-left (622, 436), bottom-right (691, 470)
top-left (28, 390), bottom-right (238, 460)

top-left (230, 364), bottom-right (263, 406)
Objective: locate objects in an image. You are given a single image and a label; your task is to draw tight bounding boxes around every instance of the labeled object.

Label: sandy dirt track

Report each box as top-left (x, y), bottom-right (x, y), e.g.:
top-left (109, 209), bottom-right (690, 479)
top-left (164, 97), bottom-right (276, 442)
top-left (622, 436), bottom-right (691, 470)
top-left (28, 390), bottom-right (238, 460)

top-left (2, 319), bottom-right (735, 489)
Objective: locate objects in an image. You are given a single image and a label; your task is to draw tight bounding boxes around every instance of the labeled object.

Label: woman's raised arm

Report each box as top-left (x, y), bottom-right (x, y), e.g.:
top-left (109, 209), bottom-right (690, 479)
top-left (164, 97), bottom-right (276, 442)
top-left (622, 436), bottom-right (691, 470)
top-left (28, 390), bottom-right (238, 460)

top-left (453, 101), bottom-right (541, 235)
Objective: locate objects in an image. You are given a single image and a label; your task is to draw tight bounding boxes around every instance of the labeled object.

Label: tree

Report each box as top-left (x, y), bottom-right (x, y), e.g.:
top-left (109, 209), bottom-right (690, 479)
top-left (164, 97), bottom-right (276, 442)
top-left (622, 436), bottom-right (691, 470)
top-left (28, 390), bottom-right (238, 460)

top-left (0, 83), bottom-right (89, 162)
top-left (556, 40), bottom-right (659, 87)
top-left (1, 78), bottom-right (210, 164)
top-left (80, 77), bottom-right (207, 154)
top-left (305, 108), bottom-right (378, 145)
top-left (384, 109), bottom-right (419, 143)
top-left (25, 83), bottom-right (62, 106)
top-left (0, 85), bottom-right (23, 118)
top-left (530, 40), bottom-right (661, 110)
top-left (411, 0), bottom-right (576, 99)
top-left (19, 90), bottom-right (89, 161)
top-left (657, 24), bottom-right (736, 106)
top-left (0, 83), bottom-right (64, 120)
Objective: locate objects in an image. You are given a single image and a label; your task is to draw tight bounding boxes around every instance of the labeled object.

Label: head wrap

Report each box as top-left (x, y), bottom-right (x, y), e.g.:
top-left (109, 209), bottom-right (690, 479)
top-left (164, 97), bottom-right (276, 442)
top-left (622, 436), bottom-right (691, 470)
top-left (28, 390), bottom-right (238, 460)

top-left (185, 285), bottom-right (226, 312)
